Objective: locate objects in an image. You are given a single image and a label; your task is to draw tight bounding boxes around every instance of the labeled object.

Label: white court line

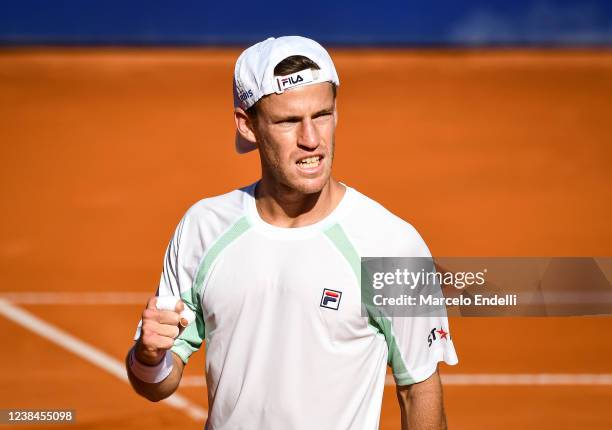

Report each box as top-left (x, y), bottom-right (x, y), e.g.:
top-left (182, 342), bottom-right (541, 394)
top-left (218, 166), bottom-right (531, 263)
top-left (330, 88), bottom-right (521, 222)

top-left (437, 373), bottom-right (612, 385)
top-left (0, 298), bottom-right (207, 422)
top-left (0, 292), bottom-right (150, 305)
top-left (390, 374), bottom-right (612, 386)
top-left (4, 292), bottom-right (612, 388)
top-left (180, 373), bottom-right (612, 388)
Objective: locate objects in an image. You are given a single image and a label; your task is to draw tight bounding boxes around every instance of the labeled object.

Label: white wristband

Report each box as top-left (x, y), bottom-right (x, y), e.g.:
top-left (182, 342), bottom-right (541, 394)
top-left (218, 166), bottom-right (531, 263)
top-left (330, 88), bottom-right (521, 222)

top-left (129, 348), bottom-right (174, 383)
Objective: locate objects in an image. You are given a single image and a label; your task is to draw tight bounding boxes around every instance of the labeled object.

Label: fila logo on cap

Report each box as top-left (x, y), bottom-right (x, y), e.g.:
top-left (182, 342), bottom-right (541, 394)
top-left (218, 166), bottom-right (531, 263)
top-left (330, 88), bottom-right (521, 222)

top-left (320, 288), bottom-right (342, 310)
top-left (280, 74), bottom-right (303, 88)
top-left (275, 69), bottom-right (317, 93)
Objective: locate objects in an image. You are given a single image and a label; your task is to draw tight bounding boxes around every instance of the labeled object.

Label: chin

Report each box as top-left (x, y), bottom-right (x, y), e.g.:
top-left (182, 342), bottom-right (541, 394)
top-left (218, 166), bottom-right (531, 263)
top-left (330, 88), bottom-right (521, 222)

top-left (288, 175), bottom-right (329, 195)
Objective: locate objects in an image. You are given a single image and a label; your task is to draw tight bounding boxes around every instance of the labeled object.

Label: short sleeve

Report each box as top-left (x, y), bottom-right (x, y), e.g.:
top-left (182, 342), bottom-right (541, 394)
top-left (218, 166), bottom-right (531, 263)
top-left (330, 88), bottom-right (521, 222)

top-left (133, 213), bottom-right (206, 364)
top-left (386, 227), bottom-right (459, 385)
top-left (388, 313), bottom-right (458, 385)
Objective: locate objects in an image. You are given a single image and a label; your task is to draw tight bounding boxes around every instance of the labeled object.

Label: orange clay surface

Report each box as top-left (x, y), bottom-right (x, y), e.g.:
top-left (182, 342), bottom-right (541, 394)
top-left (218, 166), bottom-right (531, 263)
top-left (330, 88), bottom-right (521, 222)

top-left (1, 48), bottom-right (611, 429)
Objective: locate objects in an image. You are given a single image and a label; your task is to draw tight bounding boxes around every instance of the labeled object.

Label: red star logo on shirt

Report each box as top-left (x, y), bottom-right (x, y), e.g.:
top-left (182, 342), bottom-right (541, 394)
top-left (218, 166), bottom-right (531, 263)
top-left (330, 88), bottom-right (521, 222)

top-left (436, 328), bottom-right (448, 340)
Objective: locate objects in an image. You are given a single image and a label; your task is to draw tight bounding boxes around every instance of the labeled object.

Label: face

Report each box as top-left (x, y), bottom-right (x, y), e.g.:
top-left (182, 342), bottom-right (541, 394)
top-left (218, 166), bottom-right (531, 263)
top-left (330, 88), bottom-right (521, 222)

top-left (242, 82), bottom-right (337, 195)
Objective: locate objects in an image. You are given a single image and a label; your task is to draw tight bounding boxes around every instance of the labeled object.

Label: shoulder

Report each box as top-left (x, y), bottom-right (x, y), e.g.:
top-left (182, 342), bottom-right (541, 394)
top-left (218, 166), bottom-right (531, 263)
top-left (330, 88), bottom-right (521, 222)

top-left (339, 186), bottom-right (432, 258)
top-left (174, 185), bottom-right (252, 247)
top-left (185, 187), bottom-right (248, 221)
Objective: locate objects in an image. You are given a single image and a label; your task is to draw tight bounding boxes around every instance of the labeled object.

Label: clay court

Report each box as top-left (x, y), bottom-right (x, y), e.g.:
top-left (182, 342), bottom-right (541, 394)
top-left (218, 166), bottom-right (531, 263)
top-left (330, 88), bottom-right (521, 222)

top-left (1, 48), bottom-right (611, 428)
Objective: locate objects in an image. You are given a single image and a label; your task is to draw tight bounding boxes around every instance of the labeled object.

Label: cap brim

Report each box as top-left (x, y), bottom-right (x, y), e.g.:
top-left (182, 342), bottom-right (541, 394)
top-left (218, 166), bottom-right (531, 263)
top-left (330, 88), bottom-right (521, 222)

top-left (235, 132), bottom-right (258, 154)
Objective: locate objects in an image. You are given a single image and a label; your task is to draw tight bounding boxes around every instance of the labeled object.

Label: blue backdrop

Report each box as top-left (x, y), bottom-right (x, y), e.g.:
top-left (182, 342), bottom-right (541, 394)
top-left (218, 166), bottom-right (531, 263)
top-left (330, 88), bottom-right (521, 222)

top-left (2, 0), bottom-right (612, 46)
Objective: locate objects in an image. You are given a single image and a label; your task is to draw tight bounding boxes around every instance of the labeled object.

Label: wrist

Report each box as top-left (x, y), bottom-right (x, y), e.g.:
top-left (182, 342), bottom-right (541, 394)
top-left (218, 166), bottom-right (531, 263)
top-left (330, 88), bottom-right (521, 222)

top-left (129, 347), bottom-right (174, 383)
top-left (134, 341), bottom-right (164, 366)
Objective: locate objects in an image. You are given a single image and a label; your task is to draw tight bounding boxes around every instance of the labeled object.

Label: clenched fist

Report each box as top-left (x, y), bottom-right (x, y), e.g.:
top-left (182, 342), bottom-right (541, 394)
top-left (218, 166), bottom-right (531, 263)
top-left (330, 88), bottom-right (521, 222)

top-left (134, 296), bottom-right (187, 366)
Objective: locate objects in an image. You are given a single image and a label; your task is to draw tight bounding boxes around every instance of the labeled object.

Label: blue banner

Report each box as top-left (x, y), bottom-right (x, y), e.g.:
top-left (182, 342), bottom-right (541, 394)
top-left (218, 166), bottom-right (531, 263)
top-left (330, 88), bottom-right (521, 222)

top-left (2, 0), bottom-right (611, 46)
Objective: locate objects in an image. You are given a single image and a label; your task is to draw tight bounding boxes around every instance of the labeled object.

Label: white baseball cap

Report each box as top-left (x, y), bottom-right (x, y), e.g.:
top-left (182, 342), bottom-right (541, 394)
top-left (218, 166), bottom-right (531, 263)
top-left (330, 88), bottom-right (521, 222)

top-left (233, 35), bottom-right (340, 154)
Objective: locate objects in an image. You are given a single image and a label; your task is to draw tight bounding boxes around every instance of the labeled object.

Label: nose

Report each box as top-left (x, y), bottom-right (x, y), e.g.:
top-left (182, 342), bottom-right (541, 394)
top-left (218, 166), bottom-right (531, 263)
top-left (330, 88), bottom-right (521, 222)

top-left (297, 119), bottom-right (319, 150)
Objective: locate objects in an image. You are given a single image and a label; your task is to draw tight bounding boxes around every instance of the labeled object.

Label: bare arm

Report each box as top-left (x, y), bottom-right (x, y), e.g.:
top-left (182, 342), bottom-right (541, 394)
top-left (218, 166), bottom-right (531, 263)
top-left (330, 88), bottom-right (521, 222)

top-left (396, 367), bottom-right (447, 430)
top-left (125, 297), bottom-right (187, 402)
top-left (126, 345), bottom-right (184, 402)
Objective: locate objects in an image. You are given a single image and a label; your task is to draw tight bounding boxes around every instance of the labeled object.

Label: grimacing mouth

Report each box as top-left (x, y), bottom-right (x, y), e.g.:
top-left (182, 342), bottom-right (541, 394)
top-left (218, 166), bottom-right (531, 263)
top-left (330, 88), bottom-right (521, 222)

top-left (296, 155), bottom-right (324, 166)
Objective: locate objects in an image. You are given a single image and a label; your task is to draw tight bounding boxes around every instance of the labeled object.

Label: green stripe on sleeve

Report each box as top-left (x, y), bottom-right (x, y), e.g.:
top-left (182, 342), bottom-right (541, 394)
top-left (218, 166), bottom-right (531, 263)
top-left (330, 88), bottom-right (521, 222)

top-left (171, 216), bottom-right (251, 363)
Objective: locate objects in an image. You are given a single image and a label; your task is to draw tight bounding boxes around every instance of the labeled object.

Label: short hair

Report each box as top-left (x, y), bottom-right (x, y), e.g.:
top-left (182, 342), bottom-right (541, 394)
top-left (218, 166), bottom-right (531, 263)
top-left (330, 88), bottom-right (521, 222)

top-left (246, 55), bottom-right (337, 119)
top-left (274, 55), bottom-right (320, 76)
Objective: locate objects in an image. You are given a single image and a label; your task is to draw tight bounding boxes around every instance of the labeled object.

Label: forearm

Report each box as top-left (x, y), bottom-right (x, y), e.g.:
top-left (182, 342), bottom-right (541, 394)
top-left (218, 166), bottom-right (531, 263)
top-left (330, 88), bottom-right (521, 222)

top-left (396, 368), bottom-right (447, 430)
top-left (126, 346), bottom-right (185, 402)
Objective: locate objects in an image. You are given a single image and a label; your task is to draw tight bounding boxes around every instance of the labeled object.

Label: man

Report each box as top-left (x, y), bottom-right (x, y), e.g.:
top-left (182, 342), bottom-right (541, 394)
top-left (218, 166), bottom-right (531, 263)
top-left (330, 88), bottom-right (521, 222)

top-left (126, 36), bottom-right (458, 429)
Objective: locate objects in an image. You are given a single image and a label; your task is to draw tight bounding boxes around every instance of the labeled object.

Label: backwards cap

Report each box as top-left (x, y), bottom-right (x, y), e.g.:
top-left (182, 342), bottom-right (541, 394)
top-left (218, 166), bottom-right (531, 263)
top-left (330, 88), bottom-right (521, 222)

top-left (233, 35), bottom-right (340, 154)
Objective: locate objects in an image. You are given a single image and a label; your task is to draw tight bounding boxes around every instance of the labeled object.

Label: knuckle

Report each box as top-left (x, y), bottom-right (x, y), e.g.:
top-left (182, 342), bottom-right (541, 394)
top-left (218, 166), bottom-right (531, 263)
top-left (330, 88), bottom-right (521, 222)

top-left (159, 310), bottom-right (179, 325)
top-left (147, 296), bottom-right (157, 309)
top-left (142, 309), bottom-right (156, 320)
top-left (168, 313), bottom-right (180, 325)
top-left (142, 319), bottom-right (156, 330)
top-left (142, 322), bottom-right (161, 338)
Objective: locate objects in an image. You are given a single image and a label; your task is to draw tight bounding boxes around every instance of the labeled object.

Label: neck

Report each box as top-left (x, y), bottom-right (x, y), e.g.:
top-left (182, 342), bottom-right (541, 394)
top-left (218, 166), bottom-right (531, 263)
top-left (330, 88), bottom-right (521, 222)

top-left (255, 177), bottom-right (345, 228)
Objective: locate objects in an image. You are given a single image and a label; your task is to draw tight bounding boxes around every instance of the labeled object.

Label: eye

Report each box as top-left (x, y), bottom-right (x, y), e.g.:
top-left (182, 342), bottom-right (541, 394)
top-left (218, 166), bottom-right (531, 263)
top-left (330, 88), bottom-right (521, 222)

top-left (276, 120), bottom-right (298, 129)
top-left (275, 118), bottom-right (300, 125)
top-left (313, 112), bottom-right (333, 122)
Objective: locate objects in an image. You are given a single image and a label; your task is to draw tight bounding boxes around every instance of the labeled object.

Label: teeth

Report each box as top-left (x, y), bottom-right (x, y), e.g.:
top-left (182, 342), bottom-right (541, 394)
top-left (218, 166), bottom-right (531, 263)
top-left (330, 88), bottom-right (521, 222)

top-left (297, 156), bottom-right (320, 168)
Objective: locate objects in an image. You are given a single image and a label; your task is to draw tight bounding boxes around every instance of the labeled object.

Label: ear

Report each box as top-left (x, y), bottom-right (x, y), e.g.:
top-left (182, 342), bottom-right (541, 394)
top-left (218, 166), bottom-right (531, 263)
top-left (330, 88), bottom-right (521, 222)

top-left (234, 108), bottom-right (257, 143)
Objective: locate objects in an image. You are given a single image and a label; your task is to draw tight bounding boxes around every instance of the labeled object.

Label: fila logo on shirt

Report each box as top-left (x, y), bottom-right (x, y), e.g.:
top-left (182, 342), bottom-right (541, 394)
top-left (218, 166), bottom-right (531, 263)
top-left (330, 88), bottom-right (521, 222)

top-left (427, 327), bottom-right (449, 347)
top-left (320, 289), bottom-right (342, 310)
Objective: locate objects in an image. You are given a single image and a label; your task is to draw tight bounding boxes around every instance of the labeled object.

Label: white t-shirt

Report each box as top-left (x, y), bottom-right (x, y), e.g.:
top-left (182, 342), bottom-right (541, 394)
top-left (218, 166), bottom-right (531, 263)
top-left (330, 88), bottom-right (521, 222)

top-left (146, 182), bottom-right (458, 430)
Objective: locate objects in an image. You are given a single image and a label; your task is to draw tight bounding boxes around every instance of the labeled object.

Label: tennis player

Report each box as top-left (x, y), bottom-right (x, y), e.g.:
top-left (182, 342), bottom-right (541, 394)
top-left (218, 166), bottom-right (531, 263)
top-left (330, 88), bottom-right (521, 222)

top-left (126, 35), bottom-right (458, 429)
